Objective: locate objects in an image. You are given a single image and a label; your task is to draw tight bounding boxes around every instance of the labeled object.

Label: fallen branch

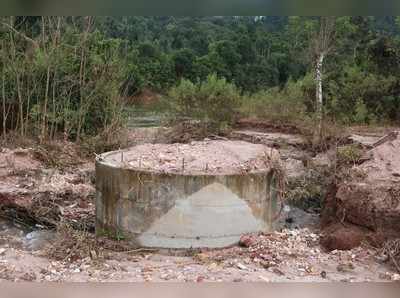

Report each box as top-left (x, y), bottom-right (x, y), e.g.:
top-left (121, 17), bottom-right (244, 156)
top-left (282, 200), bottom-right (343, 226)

top-left (124, 248), bottom-right (159, 254)
top-left (388, 250), bottom-right (400, 273)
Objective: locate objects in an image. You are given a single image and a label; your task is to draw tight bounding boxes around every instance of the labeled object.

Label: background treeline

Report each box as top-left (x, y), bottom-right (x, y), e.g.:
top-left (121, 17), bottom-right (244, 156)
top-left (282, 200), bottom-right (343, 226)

top-left (1, 16), bottom-right (400, 141)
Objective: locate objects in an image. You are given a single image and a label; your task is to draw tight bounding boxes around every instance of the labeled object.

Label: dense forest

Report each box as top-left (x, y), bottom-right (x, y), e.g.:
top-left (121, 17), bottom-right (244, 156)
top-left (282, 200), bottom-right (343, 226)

top-left (1, 16), bottom-right (400, 143)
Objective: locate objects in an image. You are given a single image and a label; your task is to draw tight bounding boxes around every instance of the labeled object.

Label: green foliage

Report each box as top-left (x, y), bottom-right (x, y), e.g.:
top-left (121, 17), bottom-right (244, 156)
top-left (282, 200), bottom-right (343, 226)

top-left (325, 66), bottom-right (397, 124)
top-left (354, 99), bottom-right (370, 124)
top-left (3, 15), bottom-right (400, 143)
top-left (168, 74), bottom-right (240, 130)
top-left (285, 170), bottom-right (326, 212)
top-left (0, 17), bottom-right (126, 140)
top-left (97, 16), bottom-right (400, 125)
top-left (240, 78), bottom-right (310, 125)
top-left (172, 48), bottom-right (196, 79)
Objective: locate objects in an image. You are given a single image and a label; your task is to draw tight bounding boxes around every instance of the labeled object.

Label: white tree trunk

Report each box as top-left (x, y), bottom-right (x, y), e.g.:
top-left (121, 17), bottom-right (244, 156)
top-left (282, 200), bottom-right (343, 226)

top-left (315, 52), bottom-right (324, 142)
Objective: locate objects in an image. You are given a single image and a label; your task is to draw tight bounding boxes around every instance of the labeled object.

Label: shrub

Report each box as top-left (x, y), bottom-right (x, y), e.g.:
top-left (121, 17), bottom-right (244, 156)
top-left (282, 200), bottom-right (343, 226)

top-left (354, 99), bottom-right (369, 124)
top-left (240, 78), bottom-right (309, 125)
top-left (0, 19), bottom-right (127, 141)
top-left (337, 144), bottom-right (363, 166)
top-left (168, 74), bottom-right (241, 130)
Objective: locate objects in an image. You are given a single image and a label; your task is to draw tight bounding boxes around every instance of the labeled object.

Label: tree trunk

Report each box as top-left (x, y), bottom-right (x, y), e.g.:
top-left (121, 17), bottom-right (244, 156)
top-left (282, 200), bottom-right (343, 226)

top-left (2, 69), bottom-right (6, 137)
top-left (16, 74), bottom-right (24, 136)
top-left (41, 65), bottom-right (51, 142)
top-left (314, 52), bottom-right (324, 144)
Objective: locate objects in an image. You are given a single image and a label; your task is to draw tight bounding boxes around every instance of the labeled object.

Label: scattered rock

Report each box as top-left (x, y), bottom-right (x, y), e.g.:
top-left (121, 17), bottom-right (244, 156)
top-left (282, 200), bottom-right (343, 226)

top-left (379, 272), bottom-right (392, 280)
top-left (108, 140), bottom-right (279, 175)
top-left (236, 263), bottom-right (248, 270)
top-left (392, 273), bottom-right (400, 281)
top-left (261, 260), bottom-right (275, 269)
top-left (20, 271), bottom-right (36, 281)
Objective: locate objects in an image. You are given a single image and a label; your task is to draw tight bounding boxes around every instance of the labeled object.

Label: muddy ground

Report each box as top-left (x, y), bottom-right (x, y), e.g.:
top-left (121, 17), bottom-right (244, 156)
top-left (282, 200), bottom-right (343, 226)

top-left (0, 125), bottom-right (400, 282)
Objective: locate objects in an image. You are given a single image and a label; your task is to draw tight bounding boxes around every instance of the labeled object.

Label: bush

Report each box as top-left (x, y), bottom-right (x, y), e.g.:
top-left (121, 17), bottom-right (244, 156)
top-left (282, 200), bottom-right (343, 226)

top-left (0, 19), bottom-right (127, 141)
top-left (168, 74), bottom-right (241, 130)
top-left (354, 99), bottom-right (370, 124)
top-left (337, 144), bottom-right (363, 166)
top-left (325, 66), bottom-right (397, 124)
top-left (240, 78), bottom-right (309, 125)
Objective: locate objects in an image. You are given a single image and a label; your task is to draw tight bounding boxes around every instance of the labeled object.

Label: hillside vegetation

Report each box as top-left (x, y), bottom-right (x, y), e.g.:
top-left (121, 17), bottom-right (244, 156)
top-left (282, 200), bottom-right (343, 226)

top-left (1, 16), bottom-right (400, 143)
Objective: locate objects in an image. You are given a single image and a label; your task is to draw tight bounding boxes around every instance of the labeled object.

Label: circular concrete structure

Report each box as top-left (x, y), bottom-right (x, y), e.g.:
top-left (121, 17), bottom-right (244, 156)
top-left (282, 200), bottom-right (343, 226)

top-left (95, 140), bottom-right (280, 248)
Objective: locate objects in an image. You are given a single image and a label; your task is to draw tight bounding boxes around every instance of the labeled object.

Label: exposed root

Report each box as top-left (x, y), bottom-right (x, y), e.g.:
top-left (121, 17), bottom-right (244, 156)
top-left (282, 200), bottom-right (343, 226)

top-left (43, 222), bottom-right (141, 263)
top-left (380, 239), bottom-right (400, 273)
top-left (43, 222), bottom-right (100, 262)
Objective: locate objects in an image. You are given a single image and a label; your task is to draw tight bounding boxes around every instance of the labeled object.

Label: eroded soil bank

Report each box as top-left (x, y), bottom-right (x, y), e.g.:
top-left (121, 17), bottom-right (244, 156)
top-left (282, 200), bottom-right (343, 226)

top-left (0, 125), bottom-right (399, 281)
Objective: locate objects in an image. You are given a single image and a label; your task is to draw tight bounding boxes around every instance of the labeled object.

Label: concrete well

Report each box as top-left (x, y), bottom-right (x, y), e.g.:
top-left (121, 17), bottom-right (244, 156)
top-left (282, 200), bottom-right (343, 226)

top-left (95, 141), bottom-right (281, 248)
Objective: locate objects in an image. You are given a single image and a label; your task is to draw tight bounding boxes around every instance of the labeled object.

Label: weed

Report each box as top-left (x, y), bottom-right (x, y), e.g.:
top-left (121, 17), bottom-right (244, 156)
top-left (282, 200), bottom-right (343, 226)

top-left (337, 144), bottom-right (363, 166)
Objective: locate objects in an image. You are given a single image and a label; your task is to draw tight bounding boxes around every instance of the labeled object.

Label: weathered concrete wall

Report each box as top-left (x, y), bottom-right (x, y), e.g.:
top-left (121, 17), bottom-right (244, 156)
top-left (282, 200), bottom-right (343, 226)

top-left (96, 153), bottom-right (279, 248)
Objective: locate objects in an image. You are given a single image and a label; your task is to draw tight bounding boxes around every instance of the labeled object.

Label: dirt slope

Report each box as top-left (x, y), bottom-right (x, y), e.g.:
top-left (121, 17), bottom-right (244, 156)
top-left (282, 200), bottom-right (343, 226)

top-left (321, 131), bottom-right (400, 250)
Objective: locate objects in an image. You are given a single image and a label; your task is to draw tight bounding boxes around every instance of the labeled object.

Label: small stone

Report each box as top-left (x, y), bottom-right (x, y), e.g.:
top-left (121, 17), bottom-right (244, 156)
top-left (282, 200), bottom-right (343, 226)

top-left (379, 272), bottom-right (392, 280)
top-left (239, 235), bottom-right (256, 248)
top-left (195, 253), bottom-right (209, 263)
top-left (261, 261), bottom-right (274, 269)
top-left (196, 275), bottom-right (205, 282)
top-left (20, 272), bottom-right (36, 281)
top-left (208, 263), bottom-right (218, 271)
top-left (320, 271), bottom-right (327, 279)
top-left (392, 274), bottom-right (400, 281)
top-left (237, 263), bottom-right (248, 270)
top-left (161, 274), bottom-right (175, 280)
top-left (233, 278), bottom-right (243, 282)
top-left (272, 268), bottom-right (285, 276)
top-left (258, 275), bottom-right (270, 282)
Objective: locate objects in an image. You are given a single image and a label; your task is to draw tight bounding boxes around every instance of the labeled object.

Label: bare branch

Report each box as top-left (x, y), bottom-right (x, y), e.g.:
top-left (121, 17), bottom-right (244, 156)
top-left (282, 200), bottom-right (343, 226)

top-left (0, 22), bottom-right (38, 48)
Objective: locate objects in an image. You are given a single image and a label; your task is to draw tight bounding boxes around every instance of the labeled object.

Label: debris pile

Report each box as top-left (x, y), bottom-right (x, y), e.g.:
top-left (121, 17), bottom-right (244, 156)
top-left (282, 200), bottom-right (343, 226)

top-left (106, 140), bottom-right (279, 175)
top-left (193, 228), bottom-right (394, 281)
top-left (0, 144), bottom-right (95, 230)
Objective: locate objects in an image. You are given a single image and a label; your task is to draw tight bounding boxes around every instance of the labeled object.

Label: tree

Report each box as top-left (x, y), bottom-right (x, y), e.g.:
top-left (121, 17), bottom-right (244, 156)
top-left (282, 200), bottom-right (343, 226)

top-left (312, 17), bottom-right (336, 143)
top-left (172, 48), bottom-right (195, 79)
